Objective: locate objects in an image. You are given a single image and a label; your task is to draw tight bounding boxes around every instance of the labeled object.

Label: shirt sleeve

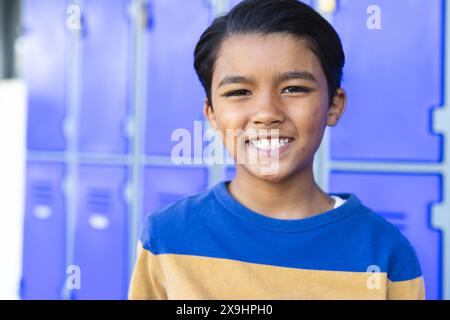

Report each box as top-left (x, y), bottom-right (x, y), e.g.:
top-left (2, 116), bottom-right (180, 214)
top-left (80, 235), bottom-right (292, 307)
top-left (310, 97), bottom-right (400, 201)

top-left (128, 241), bottom-right (168, 300)
top-left (387, 253), bottom-right (425, 300)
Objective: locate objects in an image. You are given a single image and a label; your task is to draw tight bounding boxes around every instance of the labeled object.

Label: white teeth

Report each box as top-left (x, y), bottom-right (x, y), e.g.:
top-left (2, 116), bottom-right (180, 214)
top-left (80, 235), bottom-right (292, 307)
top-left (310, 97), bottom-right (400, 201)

top-left (249, 138), bottom-right (291, 150)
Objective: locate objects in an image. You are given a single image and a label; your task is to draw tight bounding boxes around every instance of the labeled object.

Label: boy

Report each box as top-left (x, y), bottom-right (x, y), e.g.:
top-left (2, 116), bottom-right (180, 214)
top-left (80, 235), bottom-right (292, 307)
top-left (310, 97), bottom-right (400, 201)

top-left (129, 0), bottom-right (424, 299)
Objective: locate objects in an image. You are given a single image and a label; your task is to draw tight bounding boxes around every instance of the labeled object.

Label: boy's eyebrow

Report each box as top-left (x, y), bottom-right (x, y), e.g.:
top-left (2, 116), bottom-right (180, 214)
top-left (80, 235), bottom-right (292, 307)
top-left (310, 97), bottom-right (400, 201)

top-left (217, 75), bottom-right (255, 88)
top-left (277, 70), bottom-right (317, 83)
top-left (217, 70), bottom-right (317, 88)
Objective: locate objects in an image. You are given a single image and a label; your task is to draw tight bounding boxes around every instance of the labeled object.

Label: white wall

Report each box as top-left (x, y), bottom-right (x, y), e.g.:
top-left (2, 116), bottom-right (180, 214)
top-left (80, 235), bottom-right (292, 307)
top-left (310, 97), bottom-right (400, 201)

top-left (0, 80), bottom-right (26, 299)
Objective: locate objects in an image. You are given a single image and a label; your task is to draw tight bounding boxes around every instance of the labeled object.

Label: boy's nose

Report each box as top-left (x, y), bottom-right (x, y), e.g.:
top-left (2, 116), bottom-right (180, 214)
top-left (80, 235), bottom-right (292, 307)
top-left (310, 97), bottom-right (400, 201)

top-left (251, 95), bottom-right (285, 126)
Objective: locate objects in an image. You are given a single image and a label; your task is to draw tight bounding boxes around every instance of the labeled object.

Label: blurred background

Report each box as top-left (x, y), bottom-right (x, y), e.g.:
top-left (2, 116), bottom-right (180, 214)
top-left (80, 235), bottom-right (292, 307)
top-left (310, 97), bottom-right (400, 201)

top-left (0, 0), bottom-right (448, 300)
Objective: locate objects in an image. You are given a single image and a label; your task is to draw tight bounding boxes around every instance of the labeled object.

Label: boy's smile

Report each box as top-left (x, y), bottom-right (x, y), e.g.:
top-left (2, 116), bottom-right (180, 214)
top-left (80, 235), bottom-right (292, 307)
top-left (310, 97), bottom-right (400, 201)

top-left (245, 135), bottom-right (294, 158)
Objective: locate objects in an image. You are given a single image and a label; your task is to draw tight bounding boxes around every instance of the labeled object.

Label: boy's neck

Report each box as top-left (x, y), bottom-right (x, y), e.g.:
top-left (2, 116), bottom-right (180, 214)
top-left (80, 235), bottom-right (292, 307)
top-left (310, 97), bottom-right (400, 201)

top-left (227, 163), bottom-right (335, 220)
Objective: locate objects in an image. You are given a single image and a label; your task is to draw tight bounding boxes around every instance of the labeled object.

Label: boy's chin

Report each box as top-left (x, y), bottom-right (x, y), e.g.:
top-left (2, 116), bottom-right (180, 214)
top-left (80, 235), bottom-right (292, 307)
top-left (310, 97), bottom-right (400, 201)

top-left (244, 164), bottom-right (291, 183)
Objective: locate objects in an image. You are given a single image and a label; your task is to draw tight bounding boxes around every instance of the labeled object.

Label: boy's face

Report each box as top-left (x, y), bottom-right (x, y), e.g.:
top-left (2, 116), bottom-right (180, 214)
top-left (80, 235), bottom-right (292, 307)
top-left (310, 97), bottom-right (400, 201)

top-left (204, 33), bottom-right (346, 183)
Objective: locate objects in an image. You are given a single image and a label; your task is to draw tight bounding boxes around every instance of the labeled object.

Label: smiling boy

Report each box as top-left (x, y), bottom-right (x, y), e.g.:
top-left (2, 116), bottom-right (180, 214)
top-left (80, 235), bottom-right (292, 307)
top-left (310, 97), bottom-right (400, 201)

top-left (129, 0), bottom-right (425, 299)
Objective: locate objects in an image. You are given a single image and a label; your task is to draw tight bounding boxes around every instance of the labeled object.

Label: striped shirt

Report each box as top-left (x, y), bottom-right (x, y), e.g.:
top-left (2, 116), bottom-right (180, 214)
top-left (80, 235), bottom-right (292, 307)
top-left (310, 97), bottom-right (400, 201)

top-left (129, 181), bottom-right (424, 300)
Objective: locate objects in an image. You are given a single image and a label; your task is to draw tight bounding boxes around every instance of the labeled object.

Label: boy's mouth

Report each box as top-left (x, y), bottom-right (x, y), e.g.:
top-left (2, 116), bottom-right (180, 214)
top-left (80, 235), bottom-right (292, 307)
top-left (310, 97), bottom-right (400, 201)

top-left (245, 137), bottom-right (294, 150)
top-left (244, 136), bottom-right (295, 158)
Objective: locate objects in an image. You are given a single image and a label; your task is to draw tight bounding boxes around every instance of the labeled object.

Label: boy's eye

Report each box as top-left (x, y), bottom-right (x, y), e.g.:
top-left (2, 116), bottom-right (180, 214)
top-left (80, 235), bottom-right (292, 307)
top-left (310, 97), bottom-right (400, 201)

top-left (223, 86), bottom-right (311, 97)
top-left (282, 86), bottom-right (311, 94)
top-left (223, 89), bottom-right (251, 97)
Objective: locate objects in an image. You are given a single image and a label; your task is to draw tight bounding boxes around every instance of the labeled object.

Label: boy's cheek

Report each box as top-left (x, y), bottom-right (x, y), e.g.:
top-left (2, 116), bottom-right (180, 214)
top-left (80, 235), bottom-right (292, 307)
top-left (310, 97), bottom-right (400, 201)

top-left (299, 126), bottom-right (327, 158)
top-left (224, 135), bottom-right (246, 160)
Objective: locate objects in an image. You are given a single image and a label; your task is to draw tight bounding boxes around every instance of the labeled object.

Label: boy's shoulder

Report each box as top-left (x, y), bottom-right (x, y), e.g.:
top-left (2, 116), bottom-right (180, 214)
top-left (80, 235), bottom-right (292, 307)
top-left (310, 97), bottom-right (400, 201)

top-left (356, 202), bottom-right (414, 249)
top-left (140, 186), bottom-right (216, 251)
top-left (345, 200), bottom-right (421, 280)
top-left (148, 186), bottom-right (214, 222)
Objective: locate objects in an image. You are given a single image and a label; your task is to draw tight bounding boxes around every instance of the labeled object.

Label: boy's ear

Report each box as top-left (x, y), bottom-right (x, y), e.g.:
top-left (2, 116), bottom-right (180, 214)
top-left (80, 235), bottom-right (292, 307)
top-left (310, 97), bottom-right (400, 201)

top-left (327, 88), bottom-right (347, 127)
top-left (203, 98), bottom-right (218, 130)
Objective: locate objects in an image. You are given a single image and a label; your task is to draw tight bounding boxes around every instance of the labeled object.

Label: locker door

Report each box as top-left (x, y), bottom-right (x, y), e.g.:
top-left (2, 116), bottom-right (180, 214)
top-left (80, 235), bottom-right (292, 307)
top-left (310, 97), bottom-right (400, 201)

top-left (77, 0), bottom-right (131, 154)
top-left (225, 167), bottom-right (236, 181)
top-left (145, 0), bottom-right (211, 157)
top-left (331, 0), bottom-right (443, 161)
top-left (142, 166), bottom-right (208, 221)
top-left (72, 165), bottom-right (128, 299)
top-left (21, 162), bottom-right (66, 299)
top-left (22, 0), bottom-right (67, 151)
top-left (329, 172), bottom-right (442, 299)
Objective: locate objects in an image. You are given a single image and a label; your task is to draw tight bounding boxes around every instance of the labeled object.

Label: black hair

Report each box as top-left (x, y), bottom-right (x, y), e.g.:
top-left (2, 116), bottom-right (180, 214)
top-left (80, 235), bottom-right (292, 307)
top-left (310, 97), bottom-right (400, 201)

top-left (193, 0), bottom-right (345, 108)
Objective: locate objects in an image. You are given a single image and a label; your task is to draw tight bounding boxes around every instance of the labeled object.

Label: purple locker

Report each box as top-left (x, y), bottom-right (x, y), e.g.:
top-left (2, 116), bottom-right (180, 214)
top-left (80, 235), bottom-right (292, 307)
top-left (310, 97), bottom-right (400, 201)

top-left (71, 165), bottom-right (128, 299)
top-left (21, 162), bottom-right (66, 299)
top-left (77, 0), bottom-right (131, 154)
top-left (225, 167), bottom-right (236, 181)
top-left (142, 166), bottom-right (208, 222)
top-left (145, 0), bottom-right (211, 157)
top-left (22, 0), bottom-right (67, 151)
top-left (331, 0), bottom-right (443, 161)
top-left (329, 171), bottom-right (442, 299)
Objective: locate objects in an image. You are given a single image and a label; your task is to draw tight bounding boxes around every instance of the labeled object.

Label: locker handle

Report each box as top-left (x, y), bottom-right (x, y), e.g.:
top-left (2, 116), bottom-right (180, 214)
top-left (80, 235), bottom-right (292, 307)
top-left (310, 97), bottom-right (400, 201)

top-left (88, 214), bottom-right (110, 230)
top-left (33, 205), bottom-right (52, 220)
